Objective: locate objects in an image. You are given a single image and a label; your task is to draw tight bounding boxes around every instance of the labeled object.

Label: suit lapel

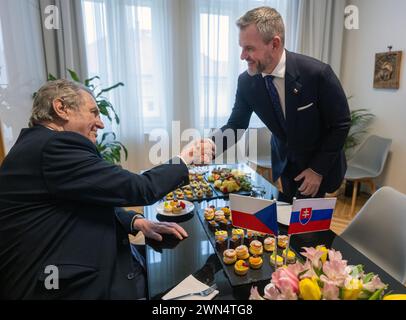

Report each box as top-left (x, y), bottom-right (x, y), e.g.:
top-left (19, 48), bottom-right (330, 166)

top-left (285, 51), bottom-right (302, 143)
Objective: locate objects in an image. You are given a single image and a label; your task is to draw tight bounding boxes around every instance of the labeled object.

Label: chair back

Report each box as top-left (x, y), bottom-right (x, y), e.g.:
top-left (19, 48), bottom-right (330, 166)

top-left (341, 186), bottom-right (406, 283)
top-left (348, 135), bottom-right (392, 176)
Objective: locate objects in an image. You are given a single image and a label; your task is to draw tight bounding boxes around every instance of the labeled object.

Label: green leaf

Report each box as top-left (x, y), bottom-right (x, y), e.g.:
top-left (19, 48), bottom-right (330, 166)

top-left (48, 73), bottom-right (57, 81)
top-left (368, 288), bottom-right (385, 300)
top-left (363, 272), bottom-right (375, 283)
top-left (96, 82), bottom-right (124, 98)
top-left (85, 76), bottom-right (100, 87)
top-left (67, 69), bottom-right (80, 82)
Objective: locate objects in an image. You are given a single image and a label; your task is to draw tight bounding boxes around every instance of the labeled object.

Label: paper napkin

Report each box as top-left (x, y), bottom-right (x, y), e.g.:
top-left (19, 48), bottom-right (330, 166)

top-left (162, 275), bottom-right (219, 300)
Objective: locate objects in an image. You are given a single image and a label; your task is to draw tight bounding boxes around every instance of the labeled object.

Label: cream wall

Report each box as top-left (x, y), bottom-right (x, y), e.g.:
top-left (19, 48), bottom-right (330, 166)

top-left (341, 0), bottom-right (406, 193)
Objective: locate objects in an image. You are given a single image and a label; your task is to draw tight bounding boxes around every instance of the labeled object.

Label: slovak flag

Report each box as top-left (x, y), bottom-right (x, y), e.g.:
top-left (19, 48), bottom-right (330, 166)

top-left (288, 198), bottom-right (337, 235)
top-left (230, 194), bottom-right (278, 236)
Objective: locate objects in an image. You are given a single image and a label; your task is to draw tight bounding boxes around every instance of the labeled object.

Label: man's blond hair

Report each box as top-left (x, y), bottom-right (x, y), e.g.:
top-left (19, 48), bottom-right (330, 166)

top-left (236, 6), bottom-right (285, 45)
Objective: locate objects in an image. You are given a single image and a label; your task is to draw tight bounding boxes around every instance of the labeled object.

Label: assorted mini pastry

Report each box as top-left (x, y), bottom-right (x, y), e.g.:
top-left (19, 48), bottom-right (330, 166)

top-left (219, 218), bottom-right (232, 231)
top-left (163, 200), bottom-right (185, 213)
top-left (204, 207), bottom-right (215, 220)
top-left (249, 240), bottom-right (263, 255)
top-left (264, 237), bottom-right (276, 252)
top-left (214, 210), bottom-right (225, 222)
top-left (223, 249), bottom-right (237, 265)
top-left (208, 220), bottom-right (219, 232)
top-left (229, 234), bottom-right (242, 249)
top-left (216, 237), bottom-right (227, 251)
top-left (235, 245), bottom-right (250, 260)
top-left (270, 253), bottom-right (284, 267)
top-left (221, 206), bottom-right (231, 217)
top-left (234, 260), bottom-right (249, 276)
top-left (278, 235), bottom-right (289, 248)
top-left (232, 228), bottom-right (245, 237)
top-left (215, 230), bottom-right (228, 241)
top-left (282, 248), bottom-right (296, 263)
top-left (248, 255), bottom-right (263, 269)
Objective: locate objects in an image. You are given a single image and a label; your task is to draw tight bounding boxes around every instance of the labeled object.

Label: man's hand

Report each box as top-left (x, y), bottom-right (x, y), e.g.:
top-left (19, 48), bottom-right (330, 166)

top-left (180, 138), bottom-right (216, 165)
top-left (133, 219), bottom-right (188, 241)
top-left (294, 168), bottom-right (323, 197)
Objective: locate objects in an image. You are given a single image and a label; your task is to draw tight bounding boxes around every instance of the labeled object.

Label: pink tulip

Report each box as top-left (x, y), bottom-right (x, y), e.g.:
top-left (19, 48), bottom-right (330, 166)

top-left (272, 267), bottom-right (300, 294)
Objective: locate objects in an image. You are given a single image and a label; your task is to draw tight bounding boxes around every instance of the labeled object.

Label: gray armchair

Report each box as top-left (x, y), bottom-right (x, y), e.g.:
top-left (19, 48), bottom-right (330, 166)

top-left (341, 186), bottom-right (406, 284)
top-left (345, 134), bottom-right (392, 216)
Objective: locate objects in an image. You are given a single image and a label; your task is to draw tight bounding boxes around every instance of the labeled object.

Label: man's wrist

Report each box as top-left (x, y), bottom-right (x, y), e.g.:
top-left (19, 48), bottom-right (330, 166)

top-left (309, 168), bottom-right (323, 178)
top-left (130, 213), bottom-right (145, 234)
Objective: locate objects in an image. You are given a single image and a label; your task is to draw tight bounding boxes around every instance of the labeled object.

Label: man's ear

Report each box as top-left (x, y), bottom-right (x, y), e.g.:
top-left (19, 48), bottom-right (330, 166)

top-left (52, 98), bottom-right (69, 121)
top-left (271, 36), bottom-right (282, 50)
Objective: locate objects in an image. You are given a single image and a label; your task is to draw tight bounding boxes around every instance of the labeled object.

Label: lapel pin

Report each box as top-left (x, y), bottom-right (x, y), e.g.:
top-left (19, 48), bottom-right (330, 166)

top-left (293, 88), bottom-right (299, 94)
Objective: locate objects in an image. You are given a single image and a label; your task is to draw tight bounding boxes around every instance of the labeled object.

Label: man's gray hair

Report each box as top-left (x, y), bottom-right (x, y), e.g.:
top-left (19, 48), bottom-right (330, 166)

top-left (236, 6), bottom-right (285, 45)
top-left (29, 79), bottom-right (94, 127)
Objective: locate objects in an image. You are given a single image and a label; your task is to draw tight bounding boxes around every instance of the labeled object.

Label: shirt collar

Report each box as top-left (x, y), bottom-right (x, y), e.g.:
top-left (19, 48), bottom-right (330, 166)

top-left (262, 49), bottom-right (286, 79)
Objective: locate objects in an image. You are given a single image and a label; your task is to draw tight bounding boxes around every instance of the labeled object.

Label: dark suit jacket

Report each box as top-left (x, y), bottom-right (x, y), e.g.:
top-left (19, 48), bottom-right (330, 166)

top-left (0, 125), bottom-right (189, 299)
top-left (216, 51), bottom-right (351, 192)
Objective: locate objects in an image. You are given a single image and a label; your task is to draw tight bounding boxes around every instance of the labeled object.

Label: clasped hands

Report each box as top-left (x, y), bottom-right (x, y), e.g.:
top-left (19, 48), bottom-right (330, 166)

top-left (180, 138), bottom-right (216, 165)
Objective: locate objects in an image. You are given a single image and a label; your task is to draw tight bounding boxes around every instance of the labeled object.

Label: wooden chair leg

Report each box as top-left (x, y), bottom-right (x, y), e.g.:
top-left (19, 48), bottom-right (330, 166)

top-left (369, 179), bottom-right (376, 194)
top-left (350, 180), bottom-right (359, 216)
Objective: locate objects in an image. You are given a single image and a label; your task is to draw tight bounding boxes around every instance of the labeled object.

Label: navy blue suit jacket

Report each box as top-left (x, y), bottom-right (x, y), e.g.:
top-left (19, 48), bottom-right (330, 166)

top-left (0, 125), bottom-right (189, 299)
top-left (219, 51), bottom-right (351, 192)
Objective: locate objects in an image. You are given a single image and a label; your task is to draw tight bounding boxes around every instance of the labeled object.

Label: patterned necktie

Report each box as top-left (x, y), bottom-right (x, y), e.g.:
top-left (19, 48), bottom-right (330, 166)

top-left (264, 75), bottom-right (287, 133)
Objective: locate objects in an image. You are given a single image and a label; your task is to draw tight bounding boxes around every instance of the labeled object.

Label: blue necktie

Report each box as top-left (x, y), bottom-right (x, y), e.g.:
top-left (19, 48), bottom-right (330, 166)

top-left (264, 75), bottom-right (286, 133)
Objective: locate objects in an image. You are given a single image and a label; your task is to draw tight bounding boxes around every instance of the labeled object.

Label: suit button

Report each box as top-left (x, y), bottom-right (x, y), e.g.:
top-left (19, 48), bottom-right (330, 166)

top-left (127, 273), bottom-right (135, 280)
top-left (122, 238), bottom-right (129, 245)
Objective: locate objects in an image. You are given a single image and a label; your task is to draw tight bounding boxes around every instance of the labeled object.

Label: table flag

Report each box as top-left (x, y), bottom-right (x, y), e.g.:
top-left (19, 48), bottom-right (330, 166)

top-left (230, 194), bottom-right (278, 235)
top-left (288, 197), bottom-right (337, 235)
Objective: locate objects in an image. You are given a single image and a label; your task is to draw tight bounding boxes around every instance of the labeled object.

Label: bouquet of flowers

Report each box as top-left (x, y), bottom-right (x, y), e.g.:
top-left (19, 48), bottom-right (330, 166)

top-left (249, 245), bottom-right (390, 300)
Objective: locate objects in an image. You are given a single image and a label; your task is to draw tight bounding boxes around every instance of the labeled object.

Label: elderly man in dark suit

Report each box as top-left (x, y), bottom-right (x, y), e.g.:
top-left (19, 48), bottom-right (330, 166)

top-left (213, 6), bottom-right (351, 202)
top-left (0, 79), bottom-right (215, 299)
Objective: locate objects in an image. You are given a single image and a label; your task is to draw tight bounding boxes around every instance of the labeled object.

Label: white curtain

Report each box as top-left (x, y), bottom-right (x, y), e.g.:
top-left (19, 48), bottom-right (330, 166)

top-left (81, 0), bottom-right (177, 171)
top-left (294, 0), bottom-right (346, 76)
top-left (0, 0), bottom-right (46, 152)
top-left (186, 0), bottom-right (300, 132)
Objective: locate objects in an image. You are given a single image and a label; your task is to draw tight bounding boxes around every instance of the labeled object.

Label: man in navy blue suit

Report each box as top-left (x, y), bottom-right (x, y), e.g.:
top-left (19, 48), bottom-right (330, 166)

top-left (0, 79), bottom-right (215, 299)
top-left (213, 6), bottom-right (351, 202)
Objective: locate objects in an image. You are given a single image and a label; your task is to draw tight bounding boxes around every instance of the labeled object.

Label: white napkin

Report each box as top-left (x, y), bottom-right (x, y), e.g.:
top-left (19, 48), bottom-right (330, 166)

top-left (162, 275), bottom-right (219, 300)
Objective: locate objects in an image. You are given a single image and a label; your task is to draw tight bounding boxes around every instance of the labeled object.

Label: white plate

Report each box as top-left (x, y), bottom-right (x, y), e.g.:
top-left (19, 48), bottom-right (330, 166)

top-left (277, 202), bottom-right (292, 225)
top-left (156, 200), bottom-right (195, 216)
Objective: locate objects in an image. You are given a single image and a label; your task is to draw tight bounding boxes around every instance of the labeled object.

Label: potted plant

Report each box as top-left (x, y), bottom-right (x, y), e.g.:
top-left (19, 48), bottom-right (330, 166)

top-left (35, 70), bottom-right (128, 165)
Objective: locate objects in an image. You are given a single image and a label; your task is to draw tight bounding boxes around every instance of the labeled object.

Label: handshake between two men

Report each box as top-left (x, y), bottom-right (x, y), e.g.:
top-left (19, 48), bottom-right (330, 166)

top-left (179, 138), bottom-right (216, 166)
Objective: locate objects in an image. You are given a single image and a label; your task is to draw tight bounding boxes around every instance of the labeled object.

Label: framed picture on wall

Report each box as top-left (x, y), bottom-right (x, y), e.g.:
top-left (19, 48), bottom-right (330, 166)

top-left (373, 51), bottom-right (402, 89)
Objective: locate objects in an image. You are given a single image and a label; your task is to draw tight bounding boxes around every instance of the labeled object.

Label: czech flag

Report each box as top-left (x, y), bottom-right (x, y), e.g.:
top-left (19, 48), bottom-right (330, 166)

top-left (288, 198), bottom-right (337, 235)
top-left (230, 194), bottom-right (278, 235)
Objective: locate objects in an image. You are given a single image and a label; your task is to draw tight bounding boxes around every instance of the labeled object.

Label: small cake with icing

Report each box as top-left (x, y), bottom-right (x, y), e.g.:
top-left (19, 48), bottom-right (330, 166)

top-left (234, 260), bottom-right (249, 276)
top-left (249, 255), bottom-right (263, 269)
top-left (270, 253), bottom-right (284, 267)
top-left (282, 249), bottom-right (296, 263)
top-left (221, 206), bottom-right (231, 217)
top-left (235, 245), bottom-right (249, 260)
top-left (249, 240), bottom-right (263, 255)
top-left (214, 210), bottom-right (225, 222)
top-left (223, 249), bottom-right (237, 265)
top-left (264, 237), bottom-right (276, 252)
top-left (232, 228), bottom-right (245, 237)
top-left (204, 207), bottom-right (215, 220)
top-left (278, 235), bottom-right (289, 248)
top-left (163, 202), bottom-right (173, 213)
